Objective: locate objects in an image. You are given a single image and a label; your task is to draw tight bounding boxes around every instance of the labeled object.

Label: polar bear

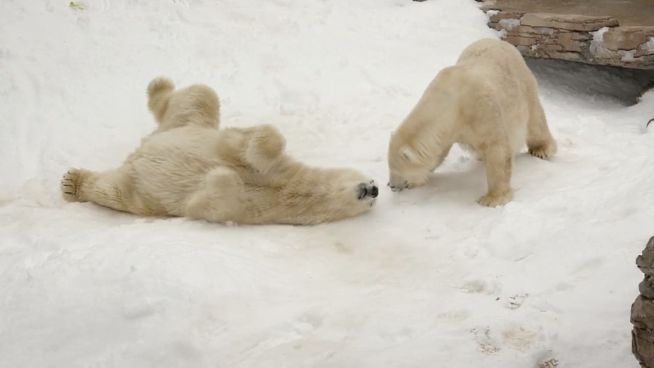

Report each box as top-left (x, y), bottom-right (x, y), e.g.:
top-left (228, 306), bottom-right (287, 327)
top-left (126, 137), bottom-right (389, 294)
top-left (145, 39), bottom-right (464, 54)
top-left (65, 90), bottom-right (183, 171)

top-left (61, 77), bottom-right (378, 225)
top-left (387, 38), bottom-right (556, 207)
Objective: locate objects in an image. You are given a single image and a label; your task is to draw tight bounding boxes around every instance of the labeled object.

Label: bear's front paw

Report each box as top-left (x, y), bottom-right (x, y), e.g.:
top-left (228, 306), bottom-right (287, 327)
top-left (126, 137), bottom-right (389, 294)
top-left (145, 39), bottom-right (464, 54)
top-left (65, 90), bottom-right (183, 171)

top-left (357, 180), bottom-right (379, 201)
top-left (477, 190), bottom-right (513, 207)
top-left (61, 169), bottom-right (87, 202)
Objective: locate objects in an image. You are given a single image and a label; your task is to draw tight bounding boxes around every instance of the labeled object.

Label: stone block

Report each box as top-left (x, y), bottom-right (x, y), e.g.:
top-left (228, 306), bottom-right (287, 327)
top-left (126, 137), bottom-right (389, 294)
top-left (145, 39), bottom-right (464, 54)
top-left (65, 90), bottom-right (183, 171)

top-left (521, 13), bottom-right (619, 32)
top-left (602, 26), bottom-right (654, 51)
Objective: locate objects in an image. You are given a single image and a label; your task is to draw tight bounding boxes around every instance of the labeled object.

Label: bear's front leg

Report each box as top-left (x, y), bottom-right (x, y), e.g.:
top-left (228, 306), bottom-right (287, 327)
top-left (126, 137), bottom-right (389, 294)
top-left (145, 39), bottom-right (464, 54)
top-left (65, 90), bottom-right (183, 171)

top-left (478, 146), bottom-right (513, 207)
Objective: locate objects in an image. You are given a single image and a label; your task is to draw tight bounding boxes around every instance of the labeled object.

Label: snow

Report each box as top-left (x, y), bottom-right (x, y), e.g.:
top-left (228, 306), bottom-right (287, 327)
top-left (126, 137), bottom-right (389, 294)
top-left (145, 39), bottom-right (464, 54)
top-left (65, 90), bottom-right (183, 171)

top-left (644, 37), bottom-right (654, 53)
top-left (592, 26), bottom-right (610, 44)
top-left (1, 0), bottom-right (653, 367)
top-left (621, 50), bottom-right (637, 62)
top-left (498, 18), bottom-right (521, 31)
top-left (590, 26), bottom-right (610, 58)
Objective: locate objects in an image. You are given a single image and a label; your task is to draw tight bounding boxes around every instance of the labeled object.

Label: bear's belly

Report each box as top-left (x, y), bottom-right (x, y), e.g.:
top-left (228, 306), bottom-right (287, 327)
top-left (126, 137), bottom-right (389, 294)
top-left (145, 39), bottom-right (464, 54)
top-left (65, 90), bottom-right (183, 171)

top-left (129, 128), bottom-right (226, 214)
top-left (457, 116), bottom-right (528, 157)
top-left (508, 122), bottom-right (528, 155)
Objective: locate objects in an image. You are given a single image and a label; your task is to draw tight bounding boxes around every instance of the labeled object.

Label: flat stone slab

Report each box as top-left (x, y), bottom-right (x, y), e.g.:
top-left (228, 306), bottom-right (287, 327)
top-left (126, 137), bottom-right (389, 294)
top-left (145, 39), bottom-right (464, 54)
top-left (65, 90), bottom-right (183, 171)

top-left (481, 1), bottom-right (654, 69)
top-left (520, 13), bottom-right (618, 32)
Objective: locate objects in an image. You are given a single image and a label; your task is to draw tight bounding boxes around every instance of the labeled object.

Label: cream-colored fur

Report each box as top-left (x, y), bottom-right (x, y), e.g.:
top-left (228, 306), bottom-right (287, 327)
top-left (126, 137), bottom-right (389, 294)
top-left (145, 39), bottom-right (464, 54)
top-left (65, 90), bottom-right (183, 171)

top-left (388, 38), bottom-right (557, 207)
top-left (61, 77), bottom-right (378, 225)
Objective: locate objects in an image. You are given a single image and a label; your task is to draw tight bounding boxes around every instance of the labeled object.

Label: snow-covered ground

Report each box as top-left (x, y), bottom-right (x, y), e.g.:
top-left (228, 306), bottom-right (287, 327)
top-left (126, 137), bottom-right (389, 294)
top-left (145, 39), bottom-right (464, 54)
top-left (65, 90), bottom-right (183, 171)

top-left (1, 0), bottom-right (653, 367)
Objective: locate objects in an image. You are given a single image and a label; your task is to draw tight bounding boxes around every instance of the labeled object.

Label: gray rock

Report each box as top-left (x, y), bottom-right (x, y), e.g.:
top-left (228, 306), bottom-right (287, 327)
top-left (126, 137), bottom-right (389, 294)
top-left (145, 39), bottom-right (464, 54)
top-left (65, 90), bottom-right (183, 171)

top-left (637, 237), bottom-right (654, 275)
top-left (640, 275), bottom-right (654, 299)
top-left (633, 238), bottom-right (654, 367)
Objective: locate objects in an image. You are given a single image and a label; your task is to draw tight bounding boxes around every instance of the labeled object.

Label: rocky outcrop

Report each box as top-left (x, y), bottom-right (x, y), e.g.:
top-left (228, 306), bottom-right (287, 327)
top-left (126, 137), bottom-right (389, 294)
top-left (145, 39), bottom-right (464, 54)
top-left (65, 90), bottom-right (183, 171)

top-left (482, 5), bottom-right (654, 70)
top-left (632, 237), bottom-right (654, 367)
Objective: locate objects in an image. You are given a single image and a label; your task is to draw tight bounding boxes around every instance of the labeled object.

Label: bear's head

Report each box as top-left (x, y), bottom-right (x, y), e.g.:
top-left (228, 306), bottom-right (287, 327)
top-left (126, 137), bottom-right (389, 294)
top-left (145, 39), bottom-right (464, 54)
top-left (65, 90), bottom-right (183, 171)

top-left (387, 132), bottom-right (431, 191)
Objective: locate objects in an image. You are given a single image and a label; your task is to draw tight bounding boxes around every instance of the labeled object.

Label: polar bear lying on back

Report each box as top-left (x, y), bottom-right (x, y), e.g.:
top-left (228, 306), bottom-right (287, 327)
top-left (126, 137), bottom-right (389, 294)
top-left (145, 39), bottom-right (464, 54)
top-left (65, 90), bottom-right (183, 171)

top-left (61, 77), bottom-right (378, 225)
top-left (388, 38), bottom-right (557, 206)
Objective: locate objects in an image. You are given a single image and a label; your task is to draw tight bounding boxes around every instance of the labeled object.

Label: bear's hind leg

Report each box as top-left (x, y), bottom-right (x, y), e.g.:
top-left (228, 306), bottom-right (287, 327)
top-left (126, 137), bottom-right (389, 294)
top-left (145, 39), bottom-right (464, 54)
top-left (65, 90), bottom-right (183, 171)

top-left (61, 168), bottom-right (134, 213)
top-left (478, 146), bottom-right (513, 207)
top-left (147, 77), bottom-right (220, 132)
top-left (184, 167), bottom-right (244, 222)
top-left (527, 98), bottom-right (557, 159)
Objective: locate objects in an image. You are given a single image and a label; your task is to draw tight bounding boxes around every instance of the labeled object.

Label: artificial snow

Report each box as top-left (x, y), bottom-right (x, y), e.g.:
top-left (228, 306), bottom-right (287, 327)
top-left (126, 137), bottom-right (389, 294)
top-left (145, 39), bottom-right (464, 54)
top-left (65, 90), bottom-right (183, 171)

top-left (1, 1), bottom-right (653, 367)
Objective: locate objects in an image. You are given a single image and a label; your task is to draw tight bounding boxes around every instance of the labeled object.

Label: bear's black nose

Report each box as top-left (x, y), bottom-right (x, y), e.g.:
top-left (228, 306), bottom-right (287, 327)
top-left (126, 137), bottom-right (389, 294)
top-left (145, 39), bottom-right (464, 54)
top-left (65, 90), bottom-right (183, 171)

top-left (370, 185), bottom-right (378, 198)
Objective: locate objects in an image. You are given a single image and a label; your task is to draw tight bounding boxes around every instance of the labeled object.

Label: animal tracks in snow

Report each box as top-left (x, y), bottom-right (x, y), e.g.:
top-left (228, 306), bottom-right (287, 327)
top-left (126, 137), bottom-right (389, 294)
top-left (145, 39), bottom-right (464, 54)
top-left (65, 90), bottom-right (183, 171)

top-left (505, 293), bottom-right (529, 310)
top-left (459, 279), bottom-right (530, 310)
top-left (470, 325), bottom-right (541, 355)
top-left (459, 279), bottom-right (501, 295)
top-left (470, 327), bottom-right (501, 354)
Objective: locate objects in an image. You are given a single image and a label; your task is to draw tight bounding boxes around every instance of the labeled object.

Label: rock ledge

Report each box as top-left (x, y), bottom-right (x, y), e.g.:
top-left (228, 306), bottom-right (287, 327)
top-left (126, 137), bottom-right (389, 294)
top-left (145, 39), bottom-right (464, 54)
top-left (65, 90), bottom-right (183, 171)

top-left (481, 4), bottom-right (654, 70)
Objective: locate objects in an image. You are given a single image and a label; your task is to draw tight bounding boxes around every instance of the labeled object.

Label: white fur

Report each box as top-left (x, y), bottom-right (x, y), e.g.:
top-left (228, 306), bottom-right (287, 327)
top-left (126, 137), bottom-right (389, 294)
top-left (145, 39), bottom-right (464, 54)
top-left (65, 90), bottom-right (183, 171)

top-left (61, 77), bottom-right (378, 225)
top-left (388, 39), bottom-right (557, 206)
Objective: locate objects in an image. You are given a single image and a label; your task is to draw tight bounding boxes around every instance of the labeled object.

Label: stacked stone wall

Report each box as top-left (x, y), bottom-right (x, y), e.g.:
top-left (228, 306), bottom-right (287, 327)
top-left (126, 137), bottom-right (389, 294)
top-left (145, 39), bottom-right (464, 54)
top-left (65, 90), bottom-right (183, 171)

top-left (481, 4), bottom-right (654, 70)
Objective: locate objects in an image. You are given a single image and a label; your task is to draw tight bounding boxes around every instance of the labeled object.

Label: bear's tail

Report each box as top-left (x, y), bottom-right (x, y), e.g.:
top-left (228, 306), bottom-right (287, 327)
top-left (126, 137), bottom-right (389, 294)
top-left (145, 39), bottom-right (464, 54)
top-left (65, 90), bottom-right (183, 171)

top-left (147, 77), bottom-right (175, 124)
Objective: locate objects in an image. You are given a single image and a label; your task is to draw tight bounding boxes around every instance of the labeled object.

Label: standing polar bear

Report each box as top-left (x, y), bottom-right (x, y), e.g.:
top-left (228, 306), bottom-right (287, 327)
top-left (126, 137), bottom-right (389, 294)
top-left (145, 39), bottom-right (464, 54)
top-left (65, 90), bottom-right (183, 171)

top-left (61, 77), bottom-right (378, 225)
top-left (388, 38), bottom-right (557, 206)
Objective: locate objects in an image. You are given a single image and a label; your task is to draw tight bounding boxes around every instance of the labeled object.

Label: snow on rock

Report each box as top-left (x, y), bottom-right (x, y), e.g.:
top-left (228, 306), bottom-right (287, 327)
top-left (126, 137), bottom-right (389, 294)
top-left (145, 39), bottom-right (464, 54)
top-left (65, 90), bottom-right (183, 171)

top-left (1, 0), bottom-right (652, 367)
top-left (622, 50), bottom-right (637, 62)
top-left (645, 37), bottom-right (654, 53)
top-left (498, 18), bottom-right (520, 31)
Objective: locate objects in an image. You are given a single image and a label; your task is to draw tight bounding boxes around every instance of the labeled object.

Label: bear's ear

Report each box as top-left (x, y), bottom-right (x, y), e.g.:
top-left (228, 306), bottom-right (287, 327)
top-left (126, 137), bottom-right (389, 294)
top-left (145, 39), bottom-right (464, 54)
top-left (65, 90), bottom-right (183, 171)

top-left (400, 146), bottom-right (419, 163)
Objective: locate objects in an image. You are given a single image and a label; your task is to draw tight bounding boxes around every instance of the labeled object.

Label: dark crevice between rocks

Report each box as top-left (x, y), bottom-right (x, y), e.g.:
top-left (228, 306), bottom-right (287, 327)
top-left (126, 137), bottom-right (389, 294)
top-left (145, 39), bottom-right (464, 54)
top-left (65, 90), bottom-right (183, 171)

top-left (527, 58), bottom-right (654, 106)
